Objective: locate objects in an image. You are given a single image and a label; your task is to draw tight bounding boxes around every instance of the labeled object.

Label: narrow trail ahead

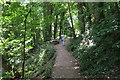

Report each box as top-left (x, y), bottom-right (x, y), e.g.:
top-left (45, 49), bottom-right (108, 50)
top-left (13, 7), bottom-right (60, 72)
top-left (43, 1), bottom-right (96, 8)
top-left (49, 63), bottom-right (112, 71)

top-left (52, 41), bottom-right (80, 78)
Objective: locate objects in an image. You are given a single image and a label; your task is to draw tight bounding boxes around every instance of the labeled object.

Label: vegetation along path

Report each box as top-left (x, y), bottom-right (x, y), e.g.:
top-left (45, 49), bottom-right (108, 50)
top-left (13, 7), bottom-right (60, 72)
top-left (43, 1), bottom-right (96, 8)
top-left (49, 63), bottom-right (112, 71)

top-left (52, 41), bottom-right (80, 78)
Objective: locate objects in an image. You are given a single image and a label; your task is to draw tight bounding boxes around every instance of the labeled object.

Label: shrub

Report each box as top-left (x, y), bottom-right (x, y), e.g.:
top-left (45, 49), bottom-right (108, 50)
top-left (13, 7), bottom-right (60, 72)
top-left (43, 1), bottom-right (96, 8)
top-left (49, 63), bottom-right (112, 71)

top-left (24, 44), bottom-right (55, 78)
top-left (67, 15), bottom-right (120, 78)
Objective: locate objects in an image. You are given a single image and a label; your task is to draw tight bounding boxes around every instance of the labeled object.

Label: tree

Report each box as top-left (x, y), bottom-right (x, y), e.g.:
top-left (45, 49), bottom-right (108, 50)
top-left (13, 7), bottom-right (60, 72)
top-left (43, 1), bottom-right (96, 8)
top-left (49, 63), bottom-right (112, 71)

top-left (59, 11), bottom-right (65, 39)
top-left (22, 7), bottom-right (31, 78)
top-left (54, 15), bottom-right (58, 39)
top-left (43, 2), bottom-right (53, 41)
top-left (78, 2), bottom-right (85, 34)
top-left (68, 2), bottom-right (76, 38)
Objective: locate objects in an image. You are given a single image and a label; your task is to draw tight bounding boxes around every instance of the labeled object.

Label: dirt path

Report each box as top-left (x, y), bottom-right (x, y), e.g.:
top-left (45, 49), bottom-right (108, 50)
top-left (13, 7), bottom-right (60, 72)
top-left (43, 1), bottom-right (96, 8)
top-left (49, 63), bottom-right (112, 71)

top-left (52, 40), bottom-right (80, 78)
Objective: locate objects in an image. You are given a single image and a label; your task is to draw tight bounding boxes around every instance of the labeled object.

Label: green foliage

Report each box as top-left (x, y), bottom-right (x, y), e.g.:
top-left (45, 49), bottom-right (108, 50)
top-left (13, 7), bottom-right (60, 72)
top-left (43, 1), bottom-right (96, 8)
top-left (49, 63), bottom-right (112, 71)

top-left (3, 71), bottom-right (12, 78)
top-left (24, 44), bottom-right (55, 79)
top-left (0, 2), bottom-right (55, 79)
top-left (67, 3), bottom-right (120, 78)
top-left (67, 37), bottom-right (82, 52)
top-left (1, 1), bottom-right (120, 79)
top-left (68, 14), bottom-right (120, 77)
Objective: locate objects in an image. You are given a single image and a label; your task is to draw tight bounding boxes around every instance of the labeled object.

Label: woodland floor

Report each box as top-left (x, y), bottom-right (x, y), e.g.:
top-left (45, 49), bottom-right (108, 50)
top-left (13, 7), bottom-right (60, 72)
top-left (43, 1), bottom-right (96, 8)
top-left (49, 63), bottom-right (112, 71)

top-left (52, 40), bottom-right (81, 78)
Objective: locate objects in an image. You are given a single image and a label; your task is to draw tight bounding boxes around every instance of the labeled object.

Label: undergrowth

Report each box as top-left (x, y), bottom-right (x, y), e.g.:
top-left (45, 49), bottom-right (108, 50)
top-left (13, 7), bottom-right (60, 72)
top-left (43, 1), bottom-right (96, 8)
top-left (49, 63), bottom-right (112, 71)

top-left (24, 43), bottom-right (55, 79)
top-left (67, 15), bottom-right (120, 78)
top-left (1, 43), bottom-right (55, 80)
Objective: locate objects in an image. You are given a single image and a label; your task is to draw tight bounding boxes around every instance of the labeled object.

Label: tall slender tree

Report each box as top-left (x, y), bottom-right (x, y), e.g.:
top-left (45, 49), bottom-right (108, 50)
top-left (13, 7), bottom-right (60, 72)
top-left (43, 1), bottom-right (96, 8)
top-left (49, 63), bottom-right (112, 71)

top-left (43, 2), bottom-right (53, 41)
top-left (78, 2), bottom-right (85, 34)
top-left (68, 2), bottom-right (76, 38)
top-left (54, 15), bottom-right (58, 39)
top-left (59, 12), bottom-right (65, 39)
top-left (22, 7), bottom-right (31, 78)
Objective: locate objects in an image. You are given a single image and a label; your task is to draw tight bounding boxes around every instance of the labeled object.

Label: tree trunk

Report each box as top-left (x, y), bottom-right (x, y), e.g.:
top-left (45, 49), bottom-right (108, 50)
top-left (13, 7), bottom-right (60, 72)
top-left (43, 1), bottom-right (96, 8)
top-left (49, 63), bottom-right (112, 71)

top-left (98, 2), bottom-right (104, 22)
top-left (68, 3), bottom-right (76, 38)
top-left (59, 12), bottom-right (65, 39)
top-left (48, 3), bottom-right (53, 39)
top-left (111, 3), bottom-right (120, 26)
top-left (54, 15), bottom-right (58, 39)
top-left (78, 2), bottom-right (85, 34)
top-left (43, 2), bottom-right (53, 41)
top-left (93, 2), bottom-right (104, 24)
top-left (85, 3), bottom-right (92, 28)
top-left (22, 8), bottom-right (31, 78)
